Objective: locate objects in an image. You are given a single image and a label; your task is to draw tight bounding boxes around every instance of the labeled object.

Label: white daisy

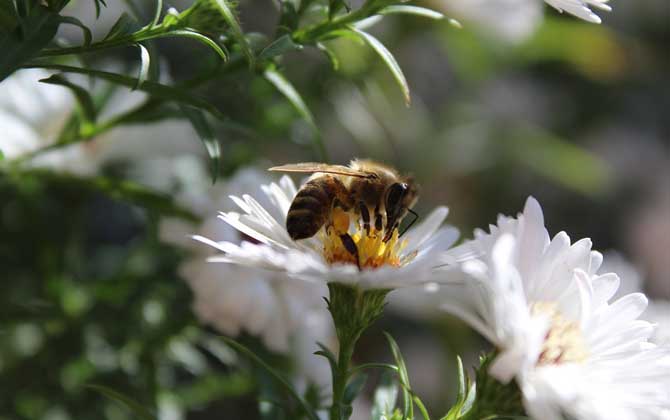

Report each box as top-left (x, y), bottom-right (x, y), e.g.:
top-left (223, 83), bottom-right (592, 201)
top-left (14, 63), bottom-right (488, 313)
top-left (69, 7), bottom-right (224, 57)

top-left (192, 171), bottom-right (459, 291)
top-left (160, 167), bottom-right (335, 388)
top-left (439, 197), bottom-right (670, 420)
top-left (544, 0), bottom-right (612, 24)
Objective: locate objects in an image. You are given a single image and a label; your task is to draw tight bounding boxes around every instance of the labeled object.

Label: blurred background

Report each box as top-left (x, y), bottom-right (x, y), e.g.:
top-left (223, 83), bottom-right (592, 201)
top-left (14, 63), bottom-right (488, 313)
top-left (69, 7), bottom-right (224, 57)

top-left (1, 0), bottom-right (668, 419)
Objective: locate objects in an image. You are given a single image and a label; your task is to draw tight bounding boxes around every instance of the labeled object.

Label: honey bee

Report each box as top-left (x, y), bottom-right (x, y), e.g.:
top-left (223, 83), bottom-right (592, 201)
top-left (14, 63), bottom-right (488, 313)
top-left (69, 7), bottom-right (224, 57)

top-left (269, 159), bottom-right (419, 263)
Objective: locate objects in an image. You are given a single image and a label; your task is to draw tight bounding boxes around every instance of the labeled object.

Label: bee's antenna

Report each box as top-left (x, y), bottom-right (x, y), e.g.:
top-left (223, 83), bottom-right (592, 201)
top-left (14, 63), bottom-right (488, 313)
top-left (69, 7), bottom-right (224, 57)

top-left (399, 209), bottom-right (419, 237)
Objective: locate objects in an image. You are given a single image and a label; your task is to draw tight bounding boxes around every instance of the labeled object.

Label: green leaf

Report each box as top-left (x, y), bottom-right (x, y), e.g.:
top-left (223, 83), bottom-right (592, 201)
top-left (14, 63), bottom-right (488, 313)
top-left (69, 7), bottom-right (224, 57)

top-left (258, 34), bottom-right (303, 61)
top-left (263, 67), bottom-right (326, 160)
top-left (343, 373), bottom-right (367, 405)
top-left (151, 0), bottom-right (163, 27)
top-left (0, 5), bottom-right (60, 81)
top-left (456, 355), bottom-right (466, 404)
top-left (314, 341), bottom-right (338, 374)
top-left (58, 16), bottom-right (93, 46)
top-left (86, 384), bottom-right (156, 420)
top-left (39, 74), bottom-right (97, 122)
top-left (379, 5), bottom-right (445, 20)
top-left (103, 12), bottom-right (139, 40)
top-left (92, 0), bottom-right (108, 19)
top-left (350, 27), bottom-right (411, 106)
top-left (211, 0), bottom-right (254, 67)
top-left (383, 332), bottom-right (413, 420)
top-left (134, 43), bottom-right (150, 89)
top-left (220, 336), bottom-right (319, 420)
top-left (317, 42), bottom-right (339, 70)
top-left (146, 29), bottom-right (228, 61)
top-left (180, 105), bottom-right (221, 182)
top-left (0, 148), bottom-right (4, 161)
top-left (24, 63), bottom-right (226, 120)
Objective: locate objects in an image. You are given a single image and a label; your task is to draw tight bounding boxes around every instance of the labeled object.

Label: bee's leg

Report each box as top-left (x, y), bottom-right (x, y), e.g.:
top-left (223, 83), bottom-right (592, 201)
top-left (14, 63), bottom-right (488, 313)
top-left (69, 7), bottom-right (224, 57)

top-left (339, 233), bottom-right (361, 270)
top-left (374, 204), bottom-right (383, 233)
top-left (359, 202), bottom-right (371, 235)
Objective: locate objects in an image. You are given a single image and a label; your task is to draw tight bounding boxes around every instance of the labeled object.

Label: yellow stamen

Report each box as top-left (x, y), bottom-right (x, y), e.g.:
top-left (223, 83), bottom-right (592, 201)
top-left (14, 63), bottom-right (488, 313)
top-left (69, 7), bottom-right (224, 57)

top-left (530, 302), bottom-right (589, 365)
top-left (320, 211), bottom-right (409, 269)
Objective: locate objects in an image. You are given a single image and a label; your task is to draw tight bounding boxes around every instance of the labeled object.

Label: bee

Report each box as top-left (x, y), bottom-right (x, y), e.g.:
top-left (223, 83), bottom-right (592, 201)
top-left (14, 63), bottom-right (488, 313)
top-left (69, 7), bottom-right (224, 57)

top-left (269, 159), bottom-right (419, 263)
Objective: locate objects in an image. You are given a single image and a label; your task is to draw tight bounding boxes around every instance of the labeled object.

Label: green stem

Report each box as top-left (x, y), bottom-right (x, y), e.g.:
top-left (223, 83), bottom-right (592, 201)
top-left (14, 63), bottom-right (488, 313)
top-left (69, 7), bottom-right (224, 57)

top-left (326, 283), bottom-right (390, 420)
top-left (330, 331), bottom-right (358, 420)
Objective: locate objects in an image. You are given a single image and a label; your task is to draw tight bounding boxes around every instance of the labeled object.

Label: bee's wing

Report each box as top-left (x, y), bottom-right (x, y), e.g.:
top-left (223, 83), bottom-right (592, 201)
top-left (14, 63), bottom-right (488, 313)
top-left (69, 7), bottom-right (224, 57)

top-left (268, 163), bottom-right (375, 178)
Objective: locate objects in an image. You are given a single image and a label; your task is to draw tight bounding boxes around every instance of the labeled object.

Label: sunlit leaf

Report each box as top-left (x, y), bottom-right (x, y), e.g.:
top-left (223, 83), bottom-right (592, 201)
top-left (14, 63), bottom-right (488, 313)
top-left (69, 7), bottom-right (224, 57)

top-left (379, 5), bottom-right (444, 20)
top-left (317, 42), bottom-right (339, 70)
top-left (86, 384), bottom-right (156, 420)
top-left (350, 27), bottom-right (411, 106)
top-left (134, 43), bottom-right (151, 89)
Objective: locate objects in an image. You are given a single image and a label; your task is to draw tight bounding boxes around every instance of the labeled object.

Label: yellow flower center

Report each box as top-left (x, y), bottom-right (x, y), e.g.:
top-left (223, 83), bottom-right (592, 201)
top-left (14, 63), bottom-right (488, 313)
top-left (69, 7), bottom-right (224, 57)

top-left (530, 302), bottom-right (589, 366)
top-left (320, 208), bottom-right (411, 269)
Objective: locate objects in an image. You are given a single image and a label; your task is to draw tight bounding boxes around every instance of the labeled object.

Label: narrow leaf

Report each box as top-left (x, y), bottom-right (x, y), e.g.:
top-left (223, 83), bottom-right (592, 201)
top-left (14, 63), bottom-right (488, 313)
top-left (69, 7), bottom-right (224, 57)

top-left (58, 16), bottom-right (93, 46)
top-left (39, 74), bottom-right (96, 122)
top-left (86, 384), bottom-right (156, 420)
top-left (146, 29), bottom-right (227, 61)
top-left (263, 67), bottom-right (327, 160)
top-left (93, 0), bottom-right (107, 19)
top-left (316, 42), bottom-right (339, 70)
top-left (383, 332), bottom-right (413, 420)
top-left (180, 105), bottom-right (221, 182)
top-left (258, 34), bottom-right (303, 60)
top-left (220, 336), bottom-right (319, 420)
top-left (379, 5), bottom-right (445, 20)
top-left (134, 43), bottom-right (150, 89)
top-left (350, 27), bottom-right (411, 106)
top-left (151, 0), bottom-right (163, 27)
top-left (211, 0), bottom-right (254, 67)
top-left (25, 63), bottom-right (226, 120)
top-left (103, 12), bottom-right (139, 40)
top-left (456, 355), bottom-right (466, 404)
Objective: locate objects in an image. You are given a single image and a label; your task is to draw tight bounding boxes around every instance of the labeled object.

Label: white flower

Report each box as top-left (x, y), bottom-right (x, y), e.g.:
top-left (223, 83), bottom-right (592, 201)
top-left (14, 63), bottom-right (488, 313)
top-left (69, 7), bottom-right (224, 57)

top-left (544, 0), bottom-right (612, 24)
top-left (160, 168), bottom-right (334, 388)
top-left (439, 197), bottom-right (670, 420)
top-left (644, 301), bottom-right (670, 346)
top-left (0, 69), bottom-right (74, 160)
top-left (192, 172), bottom-right (459, 290)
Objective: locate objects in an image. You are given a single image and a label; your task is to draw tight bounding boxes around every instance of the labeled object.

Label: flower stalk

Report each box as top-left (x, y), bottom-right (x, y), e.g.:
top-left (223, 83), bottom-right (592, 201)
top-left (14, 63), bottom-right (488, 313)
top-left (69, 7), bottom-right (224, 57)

top-left (327, 283), bottom-right (390, 420)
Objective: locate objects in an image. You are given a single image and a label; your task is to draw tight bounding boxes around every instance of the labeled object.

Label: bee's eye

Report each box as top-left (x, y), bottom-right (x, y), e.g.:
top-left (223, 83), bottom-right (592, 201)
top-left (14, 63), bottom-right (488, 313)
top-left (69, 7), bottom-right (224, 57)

top-left (386, 183), bottom-right (408, 208)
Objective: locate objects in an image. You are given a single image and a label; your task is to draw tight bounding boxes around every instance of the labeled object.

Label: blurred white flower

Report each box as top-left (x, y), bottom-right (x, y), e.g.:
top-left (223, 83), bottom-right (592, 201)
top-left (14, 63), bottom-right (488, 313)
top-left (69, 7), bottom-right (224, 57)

top-left (439, 197), bottom-right (670, 420)
top-left (544, 0), bottom-right (612, 23)
top-left (599, 251), bottom-right (670, 347)
top-left (0, 68), bottom-right (201, 177)
top-left (160, 168), bottom-right (334, 388)
top-left (193, 170), bottom-right (459, 290)
top-left (0, 68), bottom-right (74, 160)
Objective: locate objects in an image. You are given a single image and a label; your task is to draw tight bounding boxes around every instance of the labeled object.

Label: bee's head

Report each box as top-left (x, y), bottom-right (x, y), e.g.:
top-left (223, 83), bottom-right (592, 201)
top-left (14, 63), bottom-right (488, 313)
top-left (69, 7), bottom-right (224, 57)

top-left (383, 177), bottom-right (418, 242)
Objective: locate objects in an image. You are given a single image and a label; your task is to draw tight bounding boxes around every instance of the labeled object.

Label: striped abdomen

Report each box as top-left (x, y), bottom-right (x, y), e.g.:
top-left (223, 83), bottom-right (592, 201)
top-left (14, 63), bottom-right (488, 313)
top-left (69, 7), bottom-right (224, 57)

top-left (286, 176), bottom-right (344, 240)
